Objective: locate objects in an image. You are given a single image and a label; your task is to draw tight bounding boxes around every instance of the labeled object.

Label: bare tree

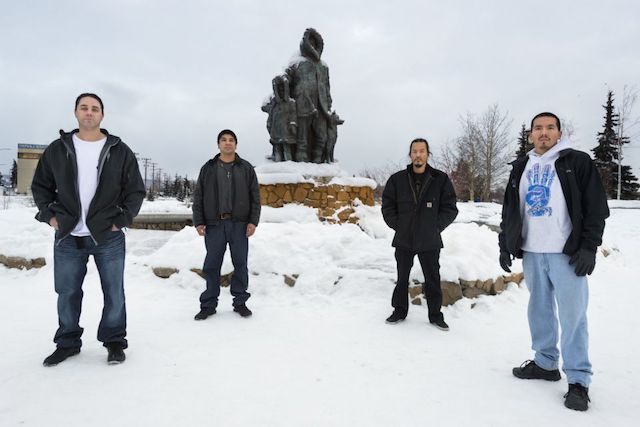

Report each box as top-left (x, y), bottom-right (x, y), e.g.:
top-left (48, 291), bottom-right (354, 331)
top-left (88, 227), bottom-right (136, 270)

top-left (456, 112), bottom-right (482, 201)
top-left (561, 119), bottom-right (578, 142)
top-left (475, 104), bottom-right (513, 201)
top-left (616, 84), bottom-right (640, 199)
top-left (440, 105), bottom-right (513, 202)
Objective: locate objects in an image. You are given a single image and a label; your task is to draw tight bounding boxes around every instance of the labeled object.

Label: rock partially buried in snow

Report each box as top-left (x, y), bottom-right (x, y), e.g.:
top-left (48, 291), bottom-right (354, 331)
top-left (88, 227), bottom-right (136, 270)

top-left (441, 281), bottom-right (463, 306)
top-left (153, 267), bottom-right (179, 278)
top-left (0, 254), bottom-right (46, 270)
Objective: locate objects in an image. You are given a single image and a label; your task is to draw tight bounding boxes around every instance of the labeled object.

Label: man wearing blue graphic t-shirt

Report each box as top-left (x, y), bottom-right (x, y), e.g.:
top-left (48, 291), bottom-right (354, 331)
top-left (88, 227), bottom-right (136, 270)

top-left (498, 112), bottom-right (609, 411)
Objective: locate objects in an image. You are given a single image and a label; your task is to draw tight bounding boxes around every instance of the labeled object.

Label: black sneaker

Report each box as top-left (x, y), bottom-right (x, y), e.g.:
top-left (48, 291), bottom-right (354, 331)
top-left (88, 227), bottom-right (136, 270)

top-left (194, 307), bottom-right (216, 320)
top-left (512, 360), bottom-right (561, 381)
top-left (385, 310), bottom-right (406, 324)
top-left (106, 342), bottom-right (126, 364)
top-left (564, 383), bottom-right (590, 411)
top-left (233, 304), bottom-right (253, 317)
top-left (43, 347), bottom-right (80, 367)
top-left (431, 318), bottom-right (449, 331)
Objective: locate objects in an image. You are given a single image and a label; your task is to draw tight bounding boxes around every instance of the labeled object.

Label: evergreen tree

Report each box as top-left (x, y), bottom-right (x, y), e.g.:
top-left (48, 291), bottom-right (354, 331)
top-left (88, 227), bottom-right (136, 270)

top-left (611, 165), bottom-right (640, 200)
top-left (163, 175), bottom-right (172, 196)
top-left (592, 91), bottom-right (620, 197)
top-left (182, 176), bottom-right (192, 201)
top-left (515, 123), bottom-right (532, 158)
top-left (10, 160), bottom-right (18, 187)
top-left (174, 174), bottom-right (185, 201)
top-left (146, 187), bottom-right (155, 201)
top-left (0, 170), bottom-right (4, 187)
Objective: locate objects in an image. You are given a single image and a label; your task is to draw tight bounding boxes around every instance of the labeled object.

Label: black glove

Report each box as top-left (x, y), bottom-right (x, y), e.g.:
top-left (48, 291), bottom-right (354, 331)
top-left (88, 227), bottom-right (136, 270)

top-left (569, 249), bottom-right (596, 276)
top-left (499, 251), bottom-right (512, 273)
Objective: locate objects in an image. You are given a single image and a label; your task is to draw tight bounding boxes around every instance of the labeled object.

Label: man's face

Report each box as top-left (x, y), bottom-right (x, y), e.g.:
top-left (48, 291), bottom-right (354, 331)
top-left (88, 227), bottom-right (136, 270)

top-left (74, 97), bottom-right (103, 130)
top-left (218, 133), bottom-right (237, 155)
top-left (410, 142), bottom-right (429, 169)
top-left (530, 116), bottom-right (562, 154)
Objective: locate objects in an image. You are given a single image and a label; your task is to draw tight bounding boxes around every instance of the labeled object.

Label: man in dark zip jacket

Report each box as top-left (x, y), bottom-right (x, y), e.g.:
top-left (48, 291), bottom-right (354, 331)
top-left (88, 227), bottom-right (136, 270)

top-left (31, 93), bottom-right (145, 366)
top-left (192, 129), bottom-right (261, 320)
top-left (499, 112), bottom-right (609, 411)
top-left (382, 138), bottom-right (458, 330)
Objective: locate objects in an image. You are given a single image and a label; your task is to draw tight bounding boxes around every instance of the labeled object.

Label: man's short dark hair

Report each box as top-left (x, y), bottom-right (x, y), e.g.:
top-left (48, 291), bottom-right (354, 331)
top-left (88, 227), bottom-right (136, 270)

top-left (409, 138), bottom-right (430, 155)
top-left (531, 112), bottom-right (561, 131)
top-left (75, 93), bottom-right (104, 112)
top-left (217, 129), bottom-right (237, 144)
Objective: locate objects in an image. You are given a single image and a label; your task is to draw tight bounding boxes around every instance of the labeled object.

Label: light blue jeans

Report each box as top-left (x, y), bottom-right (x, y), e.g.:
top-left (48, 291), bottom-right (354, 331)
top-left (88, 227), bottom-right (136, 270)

top-left (522, 251), bottom-right (592, 387)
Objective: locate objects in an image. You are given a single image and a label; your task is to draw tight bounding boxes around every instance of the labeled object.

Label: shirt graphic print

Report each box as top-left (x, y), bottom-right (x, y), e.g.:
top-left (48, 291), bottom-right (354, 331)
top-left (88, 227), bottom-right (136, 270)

top-left (525, 163), bottom-right (555, 217)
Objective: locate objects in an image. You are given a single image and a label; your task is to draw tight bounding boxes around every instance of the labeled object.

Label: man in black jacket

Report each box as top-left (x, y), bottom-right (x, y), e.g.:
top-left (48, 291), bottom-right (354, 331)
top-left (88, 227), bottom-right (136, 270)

top-left (192, 129), bottom-right (261, 320)
top-left (32, 93), bottom-right (145, 366)
top-left (382, 138), bottom-right (458, 330)
top-left (499, 112), bottom-right (609, 411)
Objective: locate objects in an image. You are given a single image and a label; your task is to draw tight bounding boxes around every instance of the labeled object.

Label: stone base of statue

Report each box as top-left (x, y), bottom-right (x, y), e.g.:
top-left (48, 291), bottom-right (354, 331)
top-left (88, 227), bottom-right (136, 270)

top-left (255, 161), bottom-right (376, 224)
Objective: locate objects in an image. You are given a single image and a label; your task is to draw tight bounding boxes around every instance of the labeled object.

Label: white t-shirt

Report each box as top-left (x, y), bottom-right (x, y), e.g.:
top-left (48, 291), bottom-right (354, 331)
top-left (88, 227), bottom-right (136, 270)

top-left (519, 137), bottom-right (573, 253)
top-left (71, 134), bottom-right (107, 237)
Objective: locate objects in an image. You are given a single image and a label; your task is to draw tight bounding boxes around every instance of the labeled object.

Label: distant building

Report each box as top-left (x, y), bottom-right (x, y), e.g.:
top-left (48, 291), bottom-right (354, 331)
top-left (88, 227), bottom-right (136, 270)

top-left (17, 144), bottom-right (48, 194)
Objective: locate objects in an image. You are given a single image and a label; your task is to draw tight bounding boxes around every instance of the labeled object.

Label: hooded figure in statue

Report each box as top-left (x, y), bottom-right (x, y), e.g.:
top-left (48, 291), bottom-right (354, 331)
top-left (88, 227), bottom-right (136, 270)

top-left (262, 75), bottom-right (297, 162)
top-left (285, 28), bottom-right (333, 163)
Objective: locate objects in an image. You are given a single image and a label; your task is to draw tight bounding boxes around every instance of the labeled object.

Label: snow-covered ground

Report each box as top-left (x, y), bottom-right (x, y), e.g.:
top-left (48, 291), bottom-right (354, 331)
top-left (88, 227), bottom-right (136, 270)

top-left (1, 198), bottom-right (638, 426)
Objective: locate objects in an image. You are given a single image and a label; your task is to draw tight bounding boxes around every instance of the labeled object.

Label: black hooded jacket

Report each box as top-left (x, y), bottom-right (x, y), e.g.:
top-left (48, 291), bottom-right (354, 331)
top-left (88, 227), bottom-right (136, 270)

top-left (382, 165), bottom-right (458, 252)
top-left (498, 148), bottom-right (609, 258)
top-left (192, 153), bottom-right (261, 227)
top-left (31, 129), bottom-right (146, 244)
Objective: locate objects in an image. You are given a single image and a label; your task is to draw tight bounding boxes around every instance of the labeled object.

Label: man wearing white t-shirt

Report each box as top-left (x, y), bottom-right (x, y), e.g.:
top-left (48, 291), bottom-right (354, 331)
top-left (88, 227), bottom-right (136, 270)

top-left (499, 112), bottom-right (609, 411)
top-left (32, 93), bottom-right (145, 366)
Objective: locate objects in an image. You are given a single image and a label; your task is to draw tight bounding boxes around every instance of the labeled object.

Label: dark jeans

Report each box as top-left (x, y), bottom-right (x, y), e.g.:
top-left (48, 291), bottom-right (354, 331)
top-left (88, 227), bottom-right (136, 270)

top-left (200, 220), bottom-right (250, 309)
top-left (392, 248), bottom-right (443, 323)
top-left (53, 230), bottom-right (127, 349)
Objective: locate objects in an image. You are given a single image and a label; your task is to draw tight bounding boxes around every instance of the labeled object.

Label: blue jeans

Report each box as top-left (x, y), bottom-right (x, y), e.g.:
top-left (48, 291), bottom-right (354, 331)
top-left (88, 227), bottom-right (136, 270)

top-left (522, 251), bottom-right (592, 387)
top-left (200, 220), bottom-right (250, 309)
top-left (53, 231), bottom-right (127, 349)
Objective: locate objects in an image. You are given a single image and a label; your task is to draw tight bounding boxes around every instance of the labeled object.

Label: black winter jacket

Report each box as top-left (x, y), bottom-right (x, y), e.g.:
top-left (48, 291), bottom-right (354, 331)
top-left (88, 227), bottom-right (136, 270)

top-left (382, 165), bottom-right (458, 252)
top-left (498, 149), bottom-right (609, 258)
top-left (192, 154), bottom-right (261, 226)
top-left (32, 129), bottom-right (145, 244)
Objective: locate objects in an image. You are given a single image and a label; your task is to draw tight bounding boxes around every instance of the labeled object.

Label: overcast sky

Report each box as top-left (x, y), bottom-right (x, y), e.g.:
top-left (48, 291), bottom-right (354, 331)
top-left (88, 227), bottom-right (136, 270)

top-left (1, 0), bottom-right (639, 181)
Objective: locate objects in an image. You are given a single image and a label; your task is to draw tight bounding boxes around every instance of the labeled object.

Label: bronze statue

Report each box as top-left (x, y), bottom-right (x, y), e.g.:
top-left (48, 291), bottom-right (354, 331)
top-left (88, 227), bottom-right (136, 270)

top-left (263, 28), bottom-right (343, 163)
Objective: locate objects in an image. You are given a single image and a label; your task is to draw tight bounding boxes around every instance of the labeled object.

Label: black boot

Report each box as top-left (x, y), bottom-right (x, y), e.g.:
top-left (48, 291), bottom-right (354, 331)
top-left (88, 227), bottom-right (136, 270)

top-left (43, 347), bottom-right (81, 367)
top-left (233, 304), bottom-right (252, 317)
top-left (430, 318), bottom-right (449, 331)
top-left (512, 360), bottom-right (561, 381)
top-left (194, 307), bottom-right (216, 321)
top-left (564, 383), bottom-right (590, 411)
top-left (385, 310), bottom-right (406, 324)
top-left (106, 342), bottom-right (126, 364)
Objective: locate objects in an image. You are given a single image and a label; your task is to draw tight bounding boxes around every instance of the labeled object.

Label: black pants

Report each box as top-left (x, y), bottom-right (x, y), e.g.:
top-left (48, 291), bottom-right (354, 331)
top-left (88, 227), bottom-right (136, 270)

top-left (392, 248), bottom-right (443, 323)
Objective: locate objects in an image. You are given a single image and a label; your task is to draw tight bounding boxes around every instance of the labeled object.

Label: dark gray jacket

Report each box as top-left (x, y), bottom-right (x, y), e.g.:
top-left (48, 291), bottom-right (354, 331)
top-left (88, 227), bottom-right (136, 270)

top-left (382, 165), bottom-right (458, 252)
top-left (32, 129), bottom-right (145, 244)
top-left (192, 154), bottom-right (261, 226)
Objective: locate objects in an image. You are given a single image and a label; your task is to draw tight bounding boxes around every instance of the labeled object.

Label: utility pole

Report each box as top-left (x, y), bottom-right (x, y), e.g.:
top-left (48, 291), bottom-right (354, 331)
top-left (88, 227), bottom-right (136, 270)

top-left (139, 157), bottom-right (151, 190)
top-left (150, 162), bottom-right (158, 193)
top-left (157, 168), bottom-right (163, 194)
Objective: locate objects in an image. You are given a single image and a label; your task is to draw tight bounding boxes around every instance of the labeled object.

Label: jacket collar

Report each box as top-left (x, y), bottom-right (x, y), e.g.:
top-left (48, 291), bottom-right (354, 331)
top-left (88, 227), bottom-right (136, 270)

top-left (211, 152), bottom-right (243, 165)
top-left (59, 128), bottom-right (119, 154)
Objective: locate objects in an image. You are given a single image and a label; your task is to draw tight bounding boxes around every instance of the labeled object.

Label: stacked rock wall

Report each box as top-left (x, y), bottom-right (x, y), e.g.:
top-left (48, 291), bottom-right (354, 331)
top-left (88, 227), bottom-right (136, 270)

top-left (259, 183), bottom-right (375, 223)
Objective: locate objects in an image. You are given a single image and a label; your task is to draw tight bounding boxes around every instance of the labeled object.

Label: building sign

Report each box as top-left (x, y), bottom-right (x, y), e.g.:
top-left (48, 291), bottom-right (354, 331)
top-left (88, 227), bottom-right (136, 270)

top-left (18, 143), bottom-right (48, 150)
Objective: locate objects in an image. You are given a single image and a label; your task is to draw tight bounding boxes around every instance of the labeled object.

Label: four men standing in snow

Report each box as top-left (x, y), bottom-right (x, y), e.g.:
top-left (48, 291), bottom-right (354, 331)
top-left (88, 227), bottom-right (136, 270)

top-left (29, 93), bottom-right (608, 414)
